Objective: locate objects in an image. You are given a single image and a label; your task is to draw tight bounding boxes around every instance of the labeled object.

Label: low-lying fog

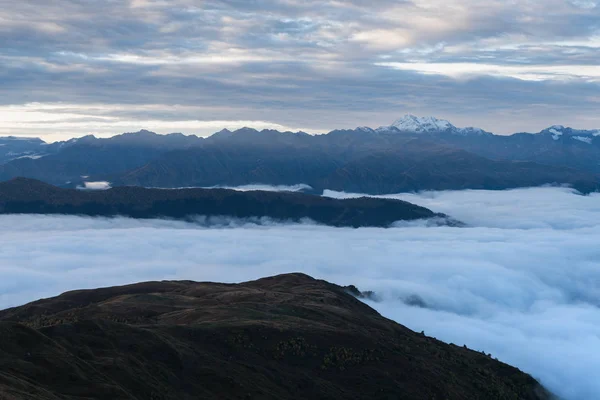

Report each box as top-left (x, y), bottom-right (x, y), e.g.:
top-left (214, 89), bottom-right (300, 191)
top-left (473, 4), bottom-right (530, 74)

top-left (2, 186), bottom-right (599, 400)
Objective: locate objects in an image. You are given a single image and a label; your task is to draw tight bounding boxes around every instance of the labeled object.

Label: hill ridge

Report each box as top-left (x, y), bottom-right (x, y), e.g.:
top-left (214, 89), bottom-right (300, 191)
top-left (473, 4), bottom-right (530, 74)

top-left (0, 178), bottom-right (448, 227)
top-left (0, 273), bottom-right (553, 400)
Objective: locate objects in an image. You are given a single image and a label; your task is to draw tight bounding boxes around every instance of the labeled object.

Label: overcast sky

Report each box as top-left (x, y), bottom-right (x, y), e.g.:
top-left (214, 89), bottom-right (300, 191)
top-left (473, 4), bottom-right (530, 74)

top-left (2, 0), bottom-right (599, 140)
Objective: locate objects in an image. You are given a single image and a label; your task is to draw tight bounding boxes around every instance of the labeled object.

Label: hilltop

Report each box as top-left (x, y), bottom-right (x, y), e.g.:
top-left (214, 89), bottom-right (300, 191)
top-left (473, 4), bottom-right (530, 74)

top-left (0, 273), bottom-right (552, 400)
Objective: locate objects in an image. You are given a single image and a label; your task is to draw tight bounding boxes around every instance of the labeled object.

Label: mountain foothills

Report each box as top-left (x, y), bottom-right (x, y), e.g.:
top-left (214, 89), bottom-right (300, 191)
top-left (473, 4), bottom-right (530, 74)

top-left (1, 115), bottom-right (600, 193)
top-left (0, 178), bottom-right (446, 227)
top-left (0, 273), bottom-right (553, 400)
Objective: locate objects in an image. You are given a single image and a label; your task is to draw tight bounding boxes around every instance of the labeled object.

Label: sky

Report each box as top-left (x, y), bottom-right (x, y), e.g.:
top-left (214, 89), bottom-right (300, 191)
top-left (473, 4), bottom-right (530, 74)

top-left (1, 0), bottom-right (600, 141)
top-left (2, 186), bottom-right (600, 399)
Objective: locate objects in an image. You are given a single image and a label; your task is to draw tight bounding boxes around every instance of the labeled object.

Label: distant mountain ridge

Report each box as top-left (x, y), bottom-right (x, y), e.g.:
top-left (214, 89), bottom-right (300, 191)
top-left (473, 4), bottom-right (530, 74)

top-left (0, 178), bottom-right (448, 227)
top-left (6, 114), bottom-right (598, 149)
top-left (1, 115), bottom-right (599, 194)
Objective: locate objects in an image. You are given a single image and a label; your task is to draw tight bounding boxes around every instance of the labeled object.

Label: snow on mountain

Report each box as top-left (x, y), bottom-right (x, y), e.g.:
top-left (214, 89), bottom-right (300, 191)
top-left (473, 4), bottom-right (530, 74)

top-left (391, 115), bottom-right (455, 133)
top-left (542, 125), bottom-right (600, 141)
top-left (14, 154), bottom-right (46, 160)
top-left (356, 126), bottom-right (375, 133)
top-left (458, 126), bottom-right (486, 135)
top-left (573, 136), bottom-right (593, 144)
top-left (549, 128), bottom-right (563, 141)
top-left (375, 115), bottom-right (488, 136)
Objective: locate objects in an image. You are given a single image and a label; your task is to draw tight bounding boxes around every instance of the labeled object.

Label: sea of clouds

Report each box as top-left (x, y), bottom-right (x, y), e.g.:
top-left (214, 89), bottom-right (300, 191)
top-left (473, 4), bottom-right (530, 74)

top-left (208, 184), bottom-right (313, 192)
top-left (2, 186), bottom-right (600, 399)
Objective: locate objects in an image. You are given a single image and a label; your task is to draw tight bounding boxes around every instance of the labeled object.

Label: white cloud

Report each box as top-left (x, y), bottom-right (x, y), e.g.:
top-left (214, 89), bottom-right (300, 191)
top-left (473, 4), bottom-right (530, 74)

top-left (77, 181), bottom-right (112, 190)
top-left (207, 184), bottom-right (313, 192)
top-left (323, 186), bottom-right (600, 229)
top-left (88, 50), bottom-right (281, 66)
top-left (376, 62), bottom-right (600, 82)
top-left (2, 187), bottom-right (600, 399)
top-left (570, 0), bottom-right (597, 9)
top-left (0, 103), bottom-right (320, 142)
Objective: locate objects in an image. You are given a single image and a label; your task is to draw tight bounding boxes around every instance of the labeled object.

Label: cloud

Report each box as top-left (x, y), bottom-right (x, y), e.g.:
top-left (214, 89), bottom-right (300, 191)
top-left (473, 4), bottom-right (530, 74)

top-left (207, 184), bottom-right (313, 192)
top-left (1, 186), bottom-right (600, 399)
top-left (1, 0), bottom-right (600, 137)
top-left (376, 62), bottom-right (600, 82)
top-left (149, 183), bottom-right (314, 192)
top-left (0, 103), bottom-right (318, 141)
top-left (323, 186), bottom-right (600, 229)
top-left (77, 181), bottom-right (112, 190)
top-left (570, 0), bottom-right (598, 9)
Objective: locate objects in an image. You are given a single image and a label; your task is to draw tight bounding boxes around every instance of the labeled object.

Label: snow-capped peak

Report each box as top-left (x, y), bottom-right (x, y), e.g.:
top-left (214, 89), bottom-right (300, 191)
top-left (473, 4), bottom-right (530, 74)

top-left (391, 115), bottom-right (456, 133)
top-left (542, 125), bottom-right (600, 140)
top-left (377, 114), bottom-right (490, 136)
top-left (356, 126), bottom-right (375, 133)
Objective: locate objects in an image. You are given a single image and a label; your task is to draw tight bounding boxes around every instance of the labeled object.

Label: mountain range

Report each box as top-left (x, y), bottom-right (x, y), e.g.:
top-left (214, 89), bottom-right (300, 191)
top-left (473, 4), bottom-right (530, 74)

top-left (1, 115), bottom-right (599, 194)
top-left (0, 273), bottom-right (552, 400)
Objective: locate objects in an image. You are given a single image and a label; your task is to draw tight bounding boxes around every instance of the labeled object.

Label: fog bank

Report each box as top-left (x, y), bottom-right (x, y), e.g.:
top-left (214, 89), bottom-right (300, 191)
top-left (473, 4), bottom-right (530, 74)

top-left (1, 186), bottom-right (600, 399)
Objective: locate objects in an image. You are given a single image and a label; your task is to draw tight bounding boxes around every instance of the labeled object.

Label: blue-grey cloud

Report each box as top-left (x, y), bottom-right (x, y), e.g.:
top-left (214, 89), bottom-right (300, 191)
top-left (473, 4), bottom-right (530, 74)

top-left (0, 0), bottom-right (599, 139)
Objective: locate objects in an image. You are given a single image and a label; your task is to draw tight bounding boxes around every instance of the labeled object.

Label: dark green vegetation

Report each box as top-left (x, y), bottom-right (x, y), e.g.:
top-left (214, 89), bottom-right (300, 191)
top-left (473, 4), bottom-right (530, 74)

top-left (0, 126), bottom-right (598, 194)
top-left (0, 178), bottom-right (445, 227)
top-left (0, 273), bottom-right (553, 400)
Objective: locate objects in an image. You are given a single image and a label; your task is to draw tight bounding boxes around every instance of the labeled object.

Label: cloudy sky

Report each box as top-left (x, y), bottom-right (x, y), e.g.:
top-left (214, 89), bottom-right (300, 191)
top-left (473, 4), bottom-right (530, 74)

top-left (2, 0), bottom-right (599, 140)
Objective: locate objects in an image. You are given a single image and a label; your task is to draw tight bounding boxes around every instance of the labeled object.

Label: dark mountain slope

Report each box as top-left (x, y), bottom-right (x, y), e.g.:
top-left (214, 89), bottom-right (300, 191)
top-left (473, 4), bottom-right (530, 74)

top-left (429, 130), bottom-right (600, 174)
top-left (0, 144), bottom-right (166, 185)
top-left (322, 140), bottom-right (600, 194)
top-left (112, 139), bottom-right (600, 194)
top-left (206, 127), bottom-right (313, 148)
top-left (0, 131), bottom-right (204, 186)
top-left (0, 137), bottom-right (49, 164)
top-left (0, 273), bottom-right (552, 400)
top-left (114, 145), bottom-right (343, 189)
top-left (0, 178), bottom-right (443, 227)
